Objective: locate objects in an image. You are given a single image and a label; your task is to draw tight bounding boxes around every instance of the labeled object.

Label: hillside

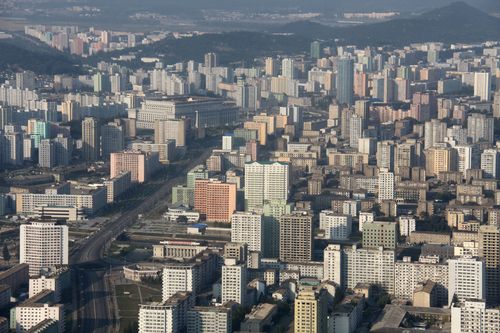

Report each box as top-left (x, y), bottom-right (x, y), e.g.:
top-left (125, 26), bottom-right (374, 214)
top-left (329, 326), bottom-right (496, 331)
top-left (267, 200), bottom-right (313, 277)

top-left (0, 39), bottom-right (82, 75)
top-left (276, 2), bottom-right (500, 46)
top-left (87, 31), bottom-right (312, 67)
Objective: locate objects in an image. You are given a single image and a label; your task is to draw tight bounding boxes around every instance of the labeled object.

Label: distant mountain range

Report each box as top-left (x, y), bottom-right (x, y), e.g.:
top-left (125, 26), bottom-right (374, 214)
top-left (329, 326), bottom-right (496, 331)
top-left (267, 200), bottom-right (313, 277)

top-left (275, 2), bottom-right (500, 46)
top-left (4, 2), bottom-right (500, 73)
top-left (47, 0), bottom-right (500, 15)
top-left (88, 2), bottom-right (500, 68)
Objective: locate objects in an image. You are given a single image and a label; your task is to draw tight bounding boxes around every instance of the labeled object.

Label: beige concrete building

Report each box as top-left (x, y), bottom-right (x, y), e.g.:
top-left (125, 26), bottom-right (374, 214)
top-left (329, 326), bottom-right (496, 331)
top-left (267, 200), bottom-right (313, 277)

top-left (244, 121), bottom-right (267, 145)
top-left (154, 119), bottom-right (187, 147)
top-left (81, 117), bottom-right (100, 161)
top-left (425, 146), bottom-right (457, 177)
top-left (279, 211), bottom-right (312, 263)
top-left (110, 151), bottom-right (160, 183)
top-left (294, 288), bottom-right (327, 333)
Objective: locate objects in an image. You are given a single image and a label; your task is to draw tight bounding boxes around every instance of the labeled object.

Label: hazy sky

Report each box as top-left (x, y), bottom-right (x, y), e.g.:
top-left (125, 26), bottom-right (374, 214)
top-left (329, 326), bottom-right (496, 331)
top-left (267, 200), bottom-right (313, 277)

top-left (34, 0), bottom-right (500, 13)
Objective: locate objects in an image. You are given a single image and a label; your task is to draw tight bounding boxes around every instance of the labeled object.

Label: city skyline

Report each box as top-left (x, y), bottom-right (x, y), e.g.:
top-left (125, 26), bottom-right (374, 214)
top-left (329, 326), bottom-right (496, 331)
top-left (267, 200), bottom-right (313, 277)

top-left (0, 1), bottom-right (500, 333)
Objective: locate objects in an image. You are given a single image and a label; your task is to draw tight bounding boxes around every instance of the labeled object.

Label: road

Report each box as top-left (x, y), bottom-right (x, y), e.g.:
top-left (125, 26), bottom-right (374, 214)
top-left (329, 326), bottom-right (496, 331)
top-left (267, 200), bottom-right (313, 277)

top-left (70, 142), bottom-right (216, 333)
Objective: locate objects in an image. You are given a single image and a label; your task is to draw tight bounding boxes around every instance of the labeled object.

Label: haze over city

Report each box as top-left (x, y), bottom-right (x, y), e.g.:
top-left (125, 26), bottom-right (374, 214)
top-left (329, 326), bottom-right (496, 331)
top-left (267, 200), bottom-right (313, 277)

top-left (0, 1), bottom-right (500, 333)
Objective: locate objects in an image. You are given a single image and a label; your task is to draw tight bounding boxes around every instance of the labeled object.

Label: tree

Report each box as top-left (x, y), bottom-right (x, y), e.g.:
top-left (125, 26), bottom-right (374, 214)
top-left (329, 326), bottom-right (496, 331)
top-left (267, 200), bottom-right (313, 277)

top-left (2, 243), bottom-right (10, 263)
top-left (176, 215), bottom-right (189, 224)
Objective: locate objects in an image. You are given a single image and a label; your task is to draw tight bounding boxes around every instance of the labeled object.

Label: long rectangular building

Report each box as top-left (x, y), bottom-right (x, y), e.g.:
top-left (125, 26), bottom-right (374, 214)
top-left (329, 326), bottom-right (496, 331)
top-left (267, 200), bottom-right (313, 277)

top-left (16, 188), bottom-right (107, 215)
top-left (137, 96), bottom-right (240, 129)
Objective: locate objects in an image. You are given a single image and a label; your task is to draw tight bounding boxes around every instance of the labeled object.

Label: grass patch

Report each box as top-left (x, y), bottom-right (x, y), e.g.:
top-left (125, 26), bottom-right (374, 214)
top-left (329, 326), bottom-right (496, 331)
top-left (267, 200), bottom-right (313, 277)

top-left (115, 283), bottom-right (162, 333)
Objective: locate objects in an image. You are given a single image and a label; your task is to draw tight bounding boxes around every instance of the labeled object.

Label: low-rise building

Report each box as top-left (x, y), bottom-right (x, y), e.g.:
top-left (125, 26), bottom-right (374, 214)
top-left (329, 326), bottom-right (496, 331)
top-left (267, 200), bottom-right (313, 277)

top-left (13, 291), bottom-right (64, 333)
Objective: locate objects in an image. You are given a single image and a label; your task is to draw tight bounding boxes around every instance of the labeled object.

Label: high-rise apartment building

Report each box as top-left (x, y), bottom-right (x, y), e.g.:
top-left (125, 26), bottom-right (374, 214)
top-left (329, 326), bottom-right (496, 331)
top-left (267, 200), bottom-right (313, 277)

top-left (28, 119), bottom-right (50, 148)
top-left (244, 161), bottom-right (289, 213)
top-left (467, 113), bottom-right (494, 144)
top-left (265, 57), bottom-right (278, 77)
top-left (20, 221), bottom-right (69, 276)
top-left (474, 72), bottom-right (491, 101)
top-left (395, 142), bottom-right (416, 176)
top-left (395, 256), bottom-right (449, 305)
top-left (53, 134), bottom-right (72, 166)
top-left (154, 119), bottom-right (186, 147)
top-left (16, 71), bottom-right (35, 90)
top-left (479, 225), bottom-right (500, 304)
top-left (424, 119), bottom-right (446, 149)
top-left (101, 121), bottom-right (124, 158)
top-left (448, 257), bottom-right (485, 304)
top-left (279, 211), bottom-right (312, 263)
top-left (376, 141), bottom-right (395, 172)
top-left (294, 288), bottom-right (328, 333)
top-left (38, 139), bottom-right (55, 168)
top-left (337, 58), bottom-right (354, 106)
top-left (319, 211), bottom-right (352, 241)
top-left (3, 132), bottom-right (23, 165)
top-left (494, 92), bottom-right (500, 118)
top-left (349, 114), bottom-right (363, 149)
top-left (310, 41), bottom-right (321, 59)
top-left (187, 306), bottom-right (232, 333)
top-left (425, 145), bottom-right (457, 177)
top-left (61, 100), bottom-right (80, 122)
top-left (362, 221), bottom-right (397, 249)
top-left (204, 52), bottom-right (217, 68)
top-left (451, 300), bottom-right (500, 333)
top-left (138, 301), bottom-right (178, 333)
top-left (194, 179), bottom-right (236, 223)
top-left (82, 117), bottom-right (100, 161)
top-left (281, 58), bottom-right (295, 80)
top-left (231, 212), bottom-right (263, 253)
top-left (162, 264), bottom-right (198, 301)
top-left (378, 169), bottom-right (395, 202)
top-left (324, 244), bottom-right (395, 293)
top-left (455, 145), bottom-right (478, 177)
top-left (481, 149), bottom-right (500, 179)
top-left (221, 259), bottom-right (247, 306)
top-left (110, 151), bottom-right (160, 183)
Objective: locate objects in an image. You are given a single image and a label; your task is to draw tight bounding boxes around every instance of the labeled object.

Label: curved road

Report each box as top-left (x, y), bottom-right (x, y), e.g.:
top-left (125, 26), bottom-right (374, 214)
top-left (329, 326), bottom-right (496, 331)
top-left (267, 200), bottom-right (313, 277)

top-left (70, 143), bottom-right (216, 333)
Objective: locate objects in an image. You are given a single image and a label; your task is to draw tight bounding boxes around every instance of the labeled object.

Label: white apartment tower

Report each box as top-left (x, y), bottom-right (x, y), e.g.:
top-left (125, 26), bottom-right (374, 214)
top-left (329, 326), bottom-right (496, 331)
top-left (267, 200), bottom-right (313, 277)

top-left (244, 161), bottom-right (289, 213)
top-left (349, 114), bottom-right (363, 149)
top-left (451, 300), bottom-right (500, 333)
top-left (323, 244), bottom-right (342, 285)
top-left (378, 169), bottom-right (395, 202)
top-left (481, 149), bottom-right (499, 179)
top-left (448, 257), bottom-right (485, 305)
top-left (424, 119), bottom-right (447, 149)
top-left (474, 72), bottom-right (491, 101)
top-left (281, 58), bottom-right (295, 80)
top-left (319, 211), bottom-right (352, 240)
top-left (221, 259), bottom-right (247, 306)
top-left (20, 221), bottom-right (68, 276)
top-left (324, 244), bottom-right (395, 293)
top-left (162, 265), bottom-right (198, 301)
top-left (38, 139), bottom-right (55, 168)
top-left (138, 302), bottom-right (178, 333)
top-left (231, 212), bottom-right (263, 253)
top-left (467, 113), bottom-right (494, 144)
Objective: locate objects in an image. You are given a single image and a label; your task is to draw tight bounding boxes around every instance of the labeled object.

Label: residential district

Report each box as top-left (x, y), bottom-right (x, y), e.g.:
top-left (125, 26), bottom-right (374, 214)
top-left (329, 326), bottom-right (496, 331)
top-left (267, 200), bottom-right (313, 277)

top-left (1, 23), bottom-right (500, 333)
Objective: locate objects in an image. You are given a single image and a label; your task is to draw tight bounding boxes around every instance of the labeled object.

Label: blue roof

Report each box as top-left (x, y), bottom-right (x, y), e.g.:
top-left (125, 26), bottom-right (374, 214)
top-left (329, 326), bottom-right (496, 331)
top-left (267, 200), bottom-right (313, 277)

top-left (190, 223), bottom-right (207, 229)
